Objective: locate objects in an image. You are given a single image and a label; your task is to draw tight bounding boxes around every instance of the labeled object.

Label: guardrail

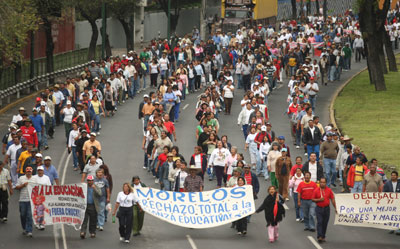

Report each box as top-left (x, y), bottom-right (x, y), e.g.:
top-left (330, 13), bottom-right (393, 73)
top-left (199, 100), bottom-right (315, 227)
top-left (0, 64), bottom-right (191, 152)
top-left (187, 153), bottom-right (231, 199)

top-left (0, 62), bottom-right (90, 107)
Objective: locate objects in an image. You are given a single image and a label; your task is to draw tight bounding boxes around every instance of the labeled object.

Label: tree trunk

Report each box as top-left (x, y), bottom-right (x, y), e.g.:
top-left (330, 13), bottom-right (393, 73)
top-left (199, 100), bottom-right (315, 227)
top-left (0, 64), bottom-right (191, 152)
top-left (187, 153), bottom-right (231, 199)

top-left (43, 17), bottom-right (55, 85)
top-left (379, 49), bottom-right (388, 74)
top-left (323, 0), bottom-right (327, 21)
top-left (291, 0), bottom-right (297, 20)
top-left (300, 0), bottom-right (304, 17)
top-left (118, 18), bottom-right (134, 53)
top-left (315, 0), bottom-right (320, 15)
top-left (87, 19), bottom-right (99, 60)
top-left (306, 0), bottom-right (311, 16)
top-left (100, 26), bottom-right (112, 58)
top-left (366, 36), bottom-right (386, 91)
top-left (382, 27), bottom-right (398, 72)
top-left (14, 63), bottom-right (22, 84)
top-left (170, 14), bottom-right (179, 34)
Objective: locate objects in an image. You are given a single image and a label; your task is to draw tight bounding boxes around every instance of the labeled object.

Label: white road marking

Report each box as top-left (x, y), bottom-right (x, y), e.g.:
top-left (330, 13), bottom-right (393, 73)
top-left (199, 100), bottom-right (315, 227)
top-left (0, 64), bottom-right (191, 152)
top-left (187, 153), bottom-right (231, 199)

top-left (283, 203), bottom-right (289, 210)
top-left (183, 104), bottom-right (189, 110)
top-left (60, 152), bottom-right (72, 249)
top-left (186, 235), bottom-right (198, 249)
top-left (308, 236), bottom-right (323, 249)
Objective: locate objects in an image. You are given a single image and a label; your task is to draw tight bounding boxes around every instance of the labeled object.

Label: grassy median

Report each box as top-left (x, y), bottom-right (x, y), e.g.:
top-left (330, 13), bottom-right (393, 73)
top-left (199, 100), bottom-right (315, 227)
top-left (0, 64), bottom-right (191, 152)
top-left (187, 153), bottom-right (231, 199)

top-left (334, 61), bottom-right (400, 171)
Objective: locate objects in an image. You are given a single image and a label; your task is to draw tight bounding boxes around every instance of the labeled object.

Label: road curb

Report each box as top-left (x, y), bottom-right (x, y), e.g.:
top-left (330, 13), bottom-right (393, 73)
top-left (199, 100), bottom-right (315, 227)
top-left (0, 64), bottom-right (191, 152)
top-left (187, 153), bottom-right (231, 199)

top-left (0, 90), bottom-right (41, 115)
top-left (329, 66), bottom-right (368, 134)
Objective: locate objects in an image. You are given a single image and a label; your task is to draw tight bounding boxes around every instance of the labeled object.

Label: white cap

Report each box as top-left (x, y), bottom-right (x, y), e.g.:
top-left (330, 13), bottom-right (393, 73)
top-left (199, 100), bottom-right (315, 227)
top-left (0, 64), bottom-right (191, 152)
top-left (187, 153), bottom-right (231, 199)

top-left (90, 132), bottom-right (97, 137)
top-left (40, 101), bottom-right (46, 106)
top-left (93, 77), bottom-right (100, 81)
top-left (90, 60), bottom-right (95, 63)
top-left (66, 100), bottom-right (72, 105)
top-left (261, 125), bottom-right (267, 131)
top-left (122, 54), bottom-right (126, 57)
top-left (35, 153), bottom-right (43, 158)
top-left (143, 94), bottom-right (149, 98)
top-left (44, 156), bottom-right (52, 161)
top-left (37, 166), bottom-right (44, 171)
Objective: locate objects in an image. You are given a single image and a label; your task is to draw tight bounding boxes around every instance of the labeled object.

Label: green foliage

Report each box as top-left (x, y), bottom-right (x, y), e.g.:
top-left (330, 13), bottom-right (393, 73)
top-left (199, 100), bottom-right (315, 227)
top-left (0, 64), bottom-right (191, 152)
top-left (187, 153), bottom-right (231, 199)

top-left (0, 0), bottom-right (39, 68)
top-left (334, 55), bottom-right (400, 170)
top-left (108, 0), bottom-right (137, 19)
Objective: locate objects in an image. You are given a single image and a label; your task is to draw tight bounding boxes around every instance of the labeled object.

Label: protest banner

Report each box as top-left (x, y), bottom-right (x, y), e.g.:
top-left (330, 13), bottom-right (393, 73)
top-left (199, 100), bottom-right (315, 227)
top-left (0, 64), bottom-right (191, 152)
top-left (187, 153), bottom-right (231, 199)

top-left (28, 183), bottom-right (87, 229)
top-left (136, 186), bottom-right (255, 229)
top-left (334, 193), bottom-right (400, 230)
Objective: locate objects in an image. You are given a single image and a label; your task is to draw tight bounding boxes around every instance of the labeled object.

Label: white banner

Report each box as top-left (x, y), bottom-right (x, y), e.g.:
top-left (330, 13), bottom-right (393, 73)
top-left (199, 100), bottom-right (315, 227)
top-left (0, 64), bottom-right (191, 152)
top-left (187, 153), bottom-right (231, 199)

top-left (28, 183), bottom-right (87, 229)
top-left (136, 186), bottom-right (255, 229)
top-left (334, 193), bottom-right (400, 230)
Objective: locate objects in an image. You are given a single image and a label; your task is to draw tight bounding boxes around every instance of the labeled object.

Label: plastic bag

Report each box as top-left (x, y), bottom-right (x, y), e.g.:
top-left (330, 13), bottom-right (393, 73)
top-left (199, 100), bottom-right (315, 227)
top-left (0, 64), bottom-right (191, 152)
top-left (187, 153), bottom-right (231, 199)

top-left (106, 203), bottom-right (112, 212)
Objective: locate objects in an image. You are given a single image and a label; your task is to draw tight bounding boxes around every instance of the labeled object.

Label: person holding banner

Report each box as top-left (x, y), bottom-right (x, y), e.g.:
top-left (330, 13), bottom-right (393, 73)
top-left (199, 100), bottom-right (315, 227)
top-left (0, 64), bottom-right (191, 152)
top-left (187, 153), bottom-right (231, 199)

top-left (312, 177), bottom-right (337, 243)
top-left (346, 157), bottom-right (368, 193)
top-left (184, 166), bottom-right (203, 192)
top-left (112, 183), bottom-right (140, 243)
top-left (131, 176), bottom-right (146, 236)
top-left (384, 171), bottom-right (400, 235)
top-left (16, 166), bottom-right (35, 237)
top-left (256, 185), bottom-right (285, 243)
top-left (235, 176), bottom-right (248, 236)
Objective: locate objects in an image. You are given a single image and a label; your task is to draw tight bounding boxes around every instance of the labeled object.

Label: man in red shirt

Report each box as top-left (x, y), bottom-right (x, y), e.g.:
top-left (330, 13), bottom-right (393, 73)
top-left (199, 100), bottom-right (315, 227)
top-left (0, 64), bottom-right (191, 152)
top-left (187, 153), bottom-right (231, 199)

top-left (20, 119), bottom-right (38, 148)
top-left (297, 171), bottom-right (317, 232)
top-left (312, 177), bottom-right (337, 243)
top-left (163, 114), bottom-right (176, 142)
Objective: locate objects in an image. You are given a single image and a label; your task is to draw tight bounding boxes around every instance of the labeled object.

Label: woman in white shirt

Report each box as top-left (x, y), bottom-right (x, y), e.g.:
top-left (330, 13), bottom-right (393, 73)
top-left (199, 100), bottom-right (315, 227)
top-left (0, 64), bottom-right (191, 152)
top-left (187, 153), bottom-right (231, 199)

top-left (208, 141), bottom-right (231, 187)
top-left (235, 58), bottom-right (243, 88)
top-left (259, 135), bottom-right (271, 180)
top-left (149, 59), bottom-right (159, 87)
top-left (60, 100), bottom-right (76, 139)
top-left (267, 142), bottom-right (282, 188)
top-left (245, 127), bottom-right (260, 171)
top-left (222, 80), bottom-right (235, 115)
top-left (112, 183), bottom-right (140, 243)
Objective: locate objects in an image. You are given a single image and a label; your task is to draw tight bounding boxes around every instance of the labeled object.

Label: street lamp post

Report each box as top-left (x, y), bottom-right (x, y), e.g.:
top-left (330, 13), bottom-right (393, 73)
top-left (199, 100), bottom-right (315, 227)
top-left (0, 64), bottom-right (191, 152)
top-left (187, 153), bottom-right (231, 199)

top-left (167, 0), bottom-right (171, 41)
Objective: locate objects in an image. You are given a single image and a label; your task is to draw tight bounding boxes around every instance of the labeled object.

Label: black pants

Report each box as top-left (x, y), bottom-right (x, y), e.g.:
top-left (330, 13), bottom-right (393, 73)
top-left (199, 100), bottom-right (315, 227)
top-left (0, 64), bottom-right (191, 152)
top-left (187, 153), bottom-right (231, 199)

top-left (150, 73), bottom-right (158, 87)
top-left (355, 48), bottom-right (363, 62)
top-left (316, 206), bottom-right (330, 239)
top-left (81, 204), bottom-right (97, 234)
top-left (242, 74), bottom-right (251, 91)
top-left (195, 75), bottom-right (202, 90)
top-left (0, 189), bottom-right (8, 219)
top-left (55, 104), bottom-right (61, 125)
top-left (118, 207), bottom-right (133, 240)
top-left (224, 97), bottom-right (233, 114)
top-left (236, 217), bottom-right (247, 233)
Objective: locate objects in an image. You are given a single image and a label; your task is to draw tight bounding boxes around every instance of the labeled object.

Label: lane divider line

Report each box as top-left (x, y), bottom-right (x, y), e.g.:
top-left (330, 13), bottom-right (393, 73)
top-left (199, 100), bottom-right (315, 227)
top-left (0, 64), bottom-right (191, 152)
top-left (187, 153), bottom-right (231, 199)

top-left (186, 235), bottom-right (198, 249)
top-left (183, 104), bottom-right (189, 110)
top-left (283, 203), bottom-right (289, 210)
top-left (60, 152), bottom-right (72, 249)
top-left (53, 149), bottom-right (67, 249)
top-left (307, 236), bottom-right (323, 249)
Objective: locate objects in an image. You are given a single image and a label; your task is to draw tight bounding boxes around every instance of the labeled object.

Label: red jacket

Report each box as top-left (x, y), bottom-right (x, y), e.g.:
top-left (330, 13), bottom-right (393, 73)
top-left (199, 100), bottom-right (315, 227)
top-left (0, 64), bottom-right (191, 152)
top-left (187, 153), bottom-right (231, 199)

top-left (21, 126), bottom-right (38, 147)
top-left (347, 164), bottom-right (368, 188)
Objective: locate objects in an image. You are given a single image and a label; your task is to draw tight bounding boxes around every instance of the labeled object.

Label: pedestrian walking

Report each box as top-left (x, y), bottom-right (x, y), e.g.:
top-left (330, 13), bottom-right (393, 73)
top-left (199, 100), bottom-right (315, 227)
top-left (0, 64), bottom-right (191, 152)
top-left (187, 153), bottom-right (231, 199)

top-left (0, 161), bottom-right (13, 223)
top-left (256, 185), bottom-right (285, 243)
top-left (80, 175), bottom-right (102, 239)
top-left (275, 148), bottom-right (292, 200)
top-left (131, 176), bottom-right (146, 236)
top-left (297, 171), bottom-right (317, 232)
top-left (312, 177), bottom-right (337, 243)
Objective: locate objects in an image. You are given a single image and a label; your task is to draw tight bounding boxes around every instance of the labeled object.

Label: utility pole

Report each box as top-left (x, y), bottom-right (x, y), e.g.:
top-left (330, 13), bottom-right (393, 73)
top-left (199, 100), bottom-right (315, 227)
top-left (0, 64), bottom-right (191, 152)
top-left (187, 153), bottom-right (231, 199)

top-left (167, 0), bottom-right (171, 41)
top-left (101, 2), bottom-right (106, 59)
top-left (200, 0), bottom-right (207, 40)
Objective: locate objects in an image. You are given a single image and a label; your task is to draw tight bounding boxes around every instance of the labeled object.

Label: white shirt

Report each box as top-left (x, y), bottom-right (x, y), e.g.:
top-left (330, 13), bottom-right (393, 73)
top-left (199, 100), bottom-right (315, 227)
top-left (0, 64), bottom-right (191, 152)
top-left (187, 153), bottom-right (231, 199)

top-left (63, 107), bottom-right (76, 123)
top-left (116, 191), bottom-right (138, 207)
top-left (17, 175), bottom-right (36, 202)
top-left (32, 174), bottom-right (51, 186)
top-left (6, 143), bottom-right (22, 163)
top-left (68, 130), bottom-right (80, 147)
top-left (175, 170), bottom-right (188, 189)
top-left (306, 82), bottom-right (319, 96)
top-left (223, 85), bottom-right (234, 98)
top-left (393, 181), bottom-right (398, 192)
top-left (309, 126), bottom-right (315, 140)
top-left (308, 162), bottom-right (317, 182)
top-left (194, 154), bottom-right (202, 169)
top-left (209, 148), bottom-right (231, 167)
top-left (159, 58), bottom-right (169, 71)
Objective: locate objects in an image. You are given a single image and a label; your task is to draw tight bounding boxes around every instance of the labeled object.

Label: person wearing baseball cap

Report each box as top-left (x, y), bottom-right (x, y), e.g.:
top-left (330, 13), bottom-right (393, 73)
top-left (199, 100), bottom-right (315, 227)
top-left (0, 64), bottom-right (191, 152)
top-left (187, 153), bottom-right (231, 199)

top-left (32, 165), bottom-right (51, 187)
top-left (11, 107), bottom-right (26, 124)
top-left (43, 156), bottom-right (59, 185)
top-left (81, 174), bottom-right (101, 239)
top-left (29, 107), bottom-right (44, 151)
top-left (20, 117), bottom-right (38, 148)
top-left (278, 136), bottom-right (291, 157)
top-left (15, 166), bottom-right (35, 237)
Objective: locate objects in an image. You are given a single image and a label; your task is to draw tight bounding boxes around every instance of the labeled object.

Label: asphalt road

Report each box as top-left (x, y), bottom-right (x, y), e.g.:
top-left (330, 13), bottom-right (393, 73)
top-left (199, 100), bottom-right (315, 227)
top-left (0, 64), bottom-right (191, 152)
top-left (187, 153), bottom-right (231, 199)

top-left (1, 58), bottom-right (399, 249)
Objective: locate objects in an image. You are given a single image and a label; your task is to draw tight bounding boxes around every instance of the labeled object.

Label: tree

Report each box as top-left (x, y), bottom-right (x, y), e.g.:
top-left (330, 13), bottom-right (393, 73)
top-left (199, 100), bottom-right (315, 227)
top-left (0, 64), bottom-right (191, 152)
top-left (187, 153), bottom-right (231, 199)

top-left (109, 0), bottom-right (137, 53)
top-left (155, 0), bottom-right (181, 34)
top-left (33, 0), bottom-right (63, 84)
top-left (323, 0), bottom-right (328, 20)
top-left (0, 0), bottom-right (38, 85)
top-left (358, 0), bottom-right (390, 91)
top-left (73, 0), bottom-right (103, 60)
top-left (315, 0), bottom-right (320, 16)
top-left (291, 0), bottom-right (297, 20)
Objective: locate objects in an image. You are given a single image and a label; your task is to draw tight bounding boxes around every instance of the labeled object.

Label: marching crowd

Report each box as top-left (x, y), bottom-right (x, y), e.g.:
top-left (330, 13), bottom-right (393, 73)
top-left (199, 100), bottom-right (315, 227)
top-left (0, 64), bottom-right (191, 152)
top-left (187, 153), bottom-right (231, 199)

top-left (1, 7), bottom-right (400, 246)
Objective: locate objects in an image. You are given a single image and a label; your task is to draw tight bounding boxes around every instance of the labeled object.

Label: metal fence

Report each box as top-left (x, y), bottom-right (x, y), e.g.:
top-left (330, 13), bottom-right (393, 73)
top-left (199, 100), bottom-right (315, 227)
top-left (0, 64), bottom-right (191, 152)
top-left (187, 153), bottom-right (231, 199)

top-left (0, 46), bottom-right (101, 107)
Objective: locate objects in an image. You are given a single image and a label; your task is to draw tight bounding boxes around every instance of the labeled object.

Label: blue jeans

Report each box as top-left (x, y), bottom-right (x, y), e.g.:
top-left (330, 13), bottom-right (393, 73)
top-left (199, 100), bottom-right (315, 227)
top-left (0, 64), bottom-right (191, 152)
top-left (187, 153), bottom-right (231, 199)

top-left (301, 199), bottom-right (316, 230)
top-left (162, 179), bottom-right (171, 191)
top-left (72, 146), bottom-right (79, 169)
top-left (174, 102), bottom-right (181, 121)
top-left (335, 66), bottom-right (342, 81)
top-left (142, 74), bottom-right (147, 89)
top-left (261, 154), bottom-right (269, 179)
top-left (93, 114), bottom-right (100, 132)
top-left (296, 126), bottom-right (301, 146)
top-left (133, 78), bottom-right (140, 96)
top-left (316, 206), bottom-right (330, 239)
top-left (293, 193), bottom-right (304, 219)
top-left (188, 78), bottom-right (195, 92)
top-left (309, 95), bottom-right (316, 112)
top-left (329, 65), bottom-right (336, 81)
top-left (242, 124), bottom-right (249, 139)
top-left (19, 201), bottom-right (33, 233)
top-left (351, 181), bottom-right (363, 193)
top-left (236, 74), bottom-right (242, 89)
top-left (97, 200), bottom-right (106, 227)
top-left (181, 85), bottom-right (186, 100)
top-left (42, 129), bottom-right (48, 147)
top-left (323, 158), bottom-right (336, 187)
top-left (307, 144), bottom-right (320, 161)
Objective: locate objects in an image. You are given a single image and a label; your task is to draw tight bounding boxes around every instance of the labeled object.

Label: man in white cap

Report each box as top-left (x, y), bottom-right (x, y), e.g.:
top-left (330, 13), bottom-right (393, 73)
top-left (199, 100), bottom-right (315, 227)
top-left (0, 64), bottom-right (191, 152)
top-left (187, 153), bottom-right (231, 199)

top-left (43, 156), bottom-right (59, 185)
top-left (0, 161), bottom-right (13, 223)
top-left (60, 100), bottom-right (76, 140)
top-left (38, 101), bottom-right (51, 150)
top-left (12, 107), bottom-right (26, 124)
top-left (32, 165), bottom-right (51, 229)
top-left (2, 124), bottom-right (18, 155)
top-left (89, 60), bottom-right (101, 78)
top-left (4, 135), bottom-right (22, 187)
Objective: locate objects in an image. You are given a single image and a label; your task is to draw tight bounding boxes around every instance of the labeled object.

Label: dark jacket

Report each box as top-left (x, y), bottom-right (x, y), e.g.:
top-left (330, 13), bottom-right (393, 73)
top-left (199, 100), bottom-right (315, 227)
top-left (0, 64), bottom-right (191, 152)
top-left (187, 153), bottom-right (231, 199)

top-left (189, 153), bottom-right (208, 175)
top-left (39, 111), bottom-right (52, 133)
top-left (383, 179), bottom-right (400, 192)
top-left (256, 193), bottom-right (285, 226)
top-left (241, 171), bottom-right (260, 198)
top-left (302, 126), bottom-right (322, 145)
top-left (138, 101), bottom-right (145, 119)
top-left (302, 161), bottom-right (324, 181)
